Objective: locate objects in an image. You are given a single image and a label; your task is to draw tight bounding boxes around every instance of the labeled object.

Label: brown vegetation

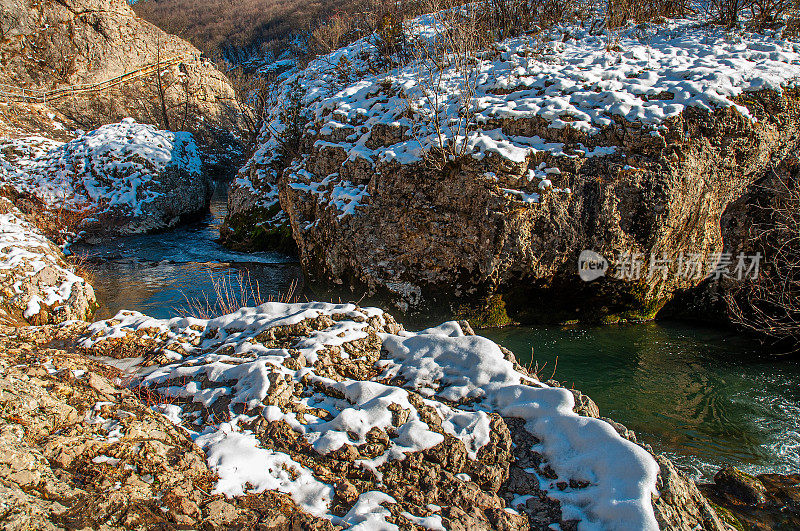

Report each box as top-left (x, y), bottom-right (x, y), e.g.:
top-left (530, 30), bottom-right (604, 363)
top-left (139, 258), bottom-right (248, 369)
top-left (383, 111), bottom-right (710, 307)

top-left (725, 158), bottom-right (800, 352)
top-left (179, 269), bottom-right (299, 319)
top-left (133, 0), bottom-right (373, 61)
top-left (135, 0), bottom-right (800, 68)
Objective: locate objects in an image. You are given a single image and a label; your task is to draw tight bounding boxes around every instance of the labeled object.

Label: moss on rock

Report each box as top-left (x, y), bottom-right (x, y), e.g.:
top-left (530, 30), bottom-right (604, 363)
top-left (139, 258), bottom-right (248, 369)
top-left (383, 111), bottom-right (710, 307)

top-left (455, 294), bottom-right (514, 329)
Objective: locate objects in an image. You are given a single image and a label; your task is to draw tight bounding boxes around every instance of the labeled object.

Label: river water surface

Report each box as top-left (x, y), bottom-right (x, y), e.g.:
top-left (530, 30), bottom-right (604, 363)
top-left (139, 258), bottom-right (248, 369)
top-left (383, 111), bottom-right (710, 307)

top-left (73, 187), bottom-right (800, 481)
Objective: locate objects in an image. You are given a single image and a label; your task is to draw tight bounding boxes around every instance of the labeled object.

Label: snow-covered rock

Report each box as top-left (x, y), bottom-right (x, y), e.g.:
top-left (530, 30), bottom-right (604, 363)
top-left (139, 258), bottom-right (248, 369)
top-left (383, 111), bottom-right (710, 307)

top-left (0, 119), bottom-right (213, 236)
top-left (0, 197), bottom-right (95, 324)
top-left (225, 15), bottom-right (800, 322)
top-left (81, 302), bottom-right (728, 530)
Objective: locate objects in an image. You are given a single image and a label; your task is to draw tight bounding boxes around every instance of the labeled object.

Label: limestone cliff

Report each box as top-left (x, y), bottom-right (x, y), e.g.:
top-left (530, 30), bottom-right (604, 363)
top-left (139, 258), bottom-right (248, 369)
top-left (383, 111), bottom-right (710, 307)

top-left (0, 0), bottom-right (246, 174)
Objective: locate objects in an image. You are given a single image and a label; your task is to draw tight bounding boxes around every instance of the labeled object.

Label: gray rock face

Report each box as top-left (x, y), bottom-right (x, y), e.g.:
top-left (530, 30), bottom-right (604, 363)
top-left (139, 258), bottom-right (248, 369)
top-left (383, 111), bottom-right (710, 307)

top-left (0, 198), bottom-right (96, 324)
top-left (652, 455), bottom-right (731, 530)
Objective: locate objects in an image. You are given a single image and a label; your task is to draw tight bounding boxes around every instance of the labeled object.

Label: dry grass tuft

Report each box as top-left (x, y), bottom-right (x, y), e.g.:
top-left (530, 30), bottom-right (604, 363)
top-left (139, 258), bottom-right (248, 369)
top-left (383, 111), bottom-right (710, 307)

top-left (178, 269), bottom-right (299, 319)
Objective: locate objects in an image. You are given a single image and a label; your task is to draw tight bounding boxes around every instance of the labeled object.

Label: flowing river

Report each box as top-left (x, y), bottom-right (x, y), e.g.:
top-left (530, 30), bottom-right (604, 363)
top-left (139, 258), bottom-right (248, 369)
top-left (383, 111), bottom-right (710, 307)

top-left (72, 186), bottom-right (800, 481)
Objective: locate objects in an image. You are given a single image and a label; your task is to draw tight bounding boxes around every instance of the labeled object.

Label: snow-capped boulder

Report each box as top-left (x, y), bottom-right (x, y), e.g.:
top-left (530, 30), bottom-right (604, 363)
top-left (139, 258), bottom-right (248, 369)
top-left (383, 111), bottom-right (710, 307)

top-left (225, 17), bottom-right (800, 322)
top-left (80, 302), bottom-right (729, 530)
top-left (1, 119), bottom-right (213, 236)
top-left (0, 198), bottom-right (95, 324)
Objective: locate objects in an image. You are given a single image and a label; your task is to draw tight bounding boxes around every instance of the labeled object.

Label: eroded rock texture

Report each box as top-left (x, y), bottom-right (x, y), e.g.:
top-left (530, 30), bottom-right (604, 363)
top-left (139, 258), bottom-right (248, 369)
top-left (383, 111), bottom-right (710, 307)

top-left (74, 303), bottom-right (733, 530)
top-left (0, 198), bottom-right (95, 325)
top-left (0, 0), bottom-right (246, 173)
top-left (224, 20), bottom-right (800, 323)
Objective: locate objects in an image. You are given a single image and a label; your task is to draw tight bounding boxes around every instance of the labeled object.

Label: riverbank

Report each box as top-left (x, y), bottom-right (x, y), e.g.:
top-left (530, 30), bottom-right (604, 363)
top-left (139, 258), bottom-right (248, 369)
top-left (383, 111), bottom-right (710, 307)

top-left (2, 178), bottom-right (798, 529)
top-left (67, 186), bottom-right (800, 488)
top-left (1, 304), bottom-right (731, 530)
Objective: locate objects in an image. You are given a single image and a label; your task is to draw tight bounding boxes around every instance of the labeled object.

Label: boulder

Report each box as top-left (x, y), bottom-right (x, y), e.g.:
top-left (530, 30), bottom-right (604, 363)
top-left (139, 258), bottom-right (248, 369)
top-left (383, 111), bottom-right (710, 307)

top-left (0, 197), bottom-right (96, 324)
top-left (0, 119), bottom-right (213, 236)
top-left (78, 302), bottom-right (734, 530)
top-left (224, 17), bottom-right (800, 323)
top-left (699, 468), bottom-right (800, 530)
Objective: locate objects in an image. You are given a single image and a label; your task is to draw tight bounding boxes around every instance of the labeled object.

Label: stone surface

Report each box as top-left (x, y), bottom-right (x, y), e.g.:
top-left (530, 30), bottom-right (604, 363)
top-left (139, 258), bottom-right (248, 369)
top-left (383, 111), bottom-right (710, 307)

top-left (0, 197), bottom-right (96, 325)
top-left (712, 467), bottom-right (769, 506)
top-left (699, 468), bottom-right (800, 531)
top-left (77, 304), bottom-right (733, 530)
top-left (227, 75), bottom-right (800, 324)
top-left (0, 323), bottom-right (334, 530)
top-left (0, 0), bottom-right (246, 174)
top-left (1, 122), bottom-right (215, 237)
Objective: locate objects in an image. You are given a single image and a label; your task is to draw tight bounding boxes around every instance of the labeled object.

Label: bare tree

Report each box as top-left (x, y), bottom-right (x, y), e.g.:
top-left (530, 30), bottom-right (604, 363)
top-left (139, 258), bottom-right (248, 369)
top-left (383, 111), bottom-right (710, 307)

top-left (401, 0), bottom-right (486, 170)
top-left (225, 66), bottom-right (275, 147)
top-left (154, 36), bottom-right (172, 131)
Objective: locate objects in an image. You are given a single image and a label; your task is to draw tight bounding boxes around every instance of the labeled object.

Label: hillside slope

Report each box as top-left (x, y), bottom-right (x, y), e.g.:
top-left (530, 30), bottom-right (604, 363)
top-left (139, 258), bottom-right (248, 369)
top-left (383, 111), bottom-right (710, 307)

top-left (0, 0), bottom-right (246, 172)
top-left (132, 0), bottom-right (368, 59)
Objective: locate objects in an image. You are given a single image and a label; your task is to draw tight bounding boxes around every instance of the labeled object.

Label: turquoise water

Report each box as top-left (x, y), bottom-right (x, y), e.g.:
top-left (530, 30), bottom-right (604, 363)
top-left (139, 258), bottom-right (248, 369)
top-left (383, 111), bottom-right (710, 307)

top-left (74, 186), bottom-right (800, 480)
top-left (482, 323), bottom-right (800, 479)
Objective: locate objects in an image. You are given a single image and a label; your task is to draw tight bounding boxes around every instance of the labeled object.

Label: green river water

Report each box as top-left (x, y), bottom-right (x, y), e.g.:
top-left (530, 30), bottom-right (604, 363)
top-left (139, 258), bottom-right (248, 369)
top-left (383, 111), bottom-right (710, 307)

top-left (73, 187), bottom-right (800, 481)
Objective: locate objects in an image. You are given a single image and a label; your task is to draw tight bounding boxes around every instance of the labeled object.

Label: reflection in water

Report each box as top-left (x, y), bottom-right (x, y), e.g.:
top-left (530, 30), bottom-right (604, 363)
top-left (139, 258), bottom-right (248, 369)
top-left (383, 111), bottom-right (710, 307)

top-left (482, 323), bottom-right (800, 479)
top-left (72, 185), bottom-right (800, 480)
top-left (85, 260), bottom-right (303, 320)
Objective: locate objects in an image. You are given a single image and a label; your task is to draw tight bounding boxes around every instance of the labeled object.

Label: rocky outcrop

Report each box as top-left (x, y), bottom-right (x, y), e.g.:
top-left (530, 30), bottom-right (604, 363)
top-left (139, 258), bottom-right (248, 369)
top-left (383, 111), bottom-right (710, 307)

top-left (698, 467), bottom-right (800, 530)
top-left (0, 323), bottom-right (332, 530)
top-left (75, 302), bottom-right (732, 530)
top-left (0, 0), bottom-right (246, 173)
top-left (0, 119), bottom-right (214, 236)
top-left (225, 19), bottom-right (800, 322)
top-left (0, 197), bottom-right (95, 325)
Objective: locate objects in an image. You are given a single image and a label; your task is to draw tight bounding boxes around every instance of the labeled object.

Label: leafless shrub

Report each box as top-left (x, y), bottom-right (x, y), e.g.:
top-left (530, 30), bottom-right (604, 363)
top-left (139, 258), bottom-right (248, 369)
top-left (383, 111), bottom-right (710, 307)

top-left (606, 0), bottom-right (690, 29)
top-left (701, 0), bottom-right (749, 27)
top-left (749, 0), bottom-right (800, 28)
top-left (67, 250), bottom-right (96, 288)
top-left (133, 0), bottom-right (374, 58)
top-left (478, 0), bottom-right (589, 39)
top-left (275, 79), bottom-right (309, 160)
top-left (310, 15), bottom-right (359, 56)
top-left (786, 8), bottom-right (800, 37)
top-left (701, 0), bottom-right (800, 28)
top-left (401, 1), bottom-right (487, 170)
top-left (725, 161), bottom-right (800, 352)
top-left (224, 66), bottom-right (275, 147)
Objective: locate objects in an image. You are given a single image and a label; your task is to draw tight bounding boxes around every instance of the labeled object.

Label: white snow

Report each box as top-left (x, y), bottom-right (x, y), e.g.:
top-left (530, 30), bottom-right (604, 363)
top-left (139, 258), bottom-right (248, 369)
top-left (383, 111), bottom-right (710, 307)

top-left (380, 323), bottom-right (661, 530)
top-left (239, 13), bottom-right (800, 222)
top-left (336, 491), bottom-right (398, 530)
top-left (0, 119), bottom-right (202, 217)
top-left (197, 423), bottom-right (334, 517)
top-left (401, 511), bottom-right (446, 530)
top-left (84, 302), bottom-right (661, 530)
top-left (0, 203), bottom-right (90, 319)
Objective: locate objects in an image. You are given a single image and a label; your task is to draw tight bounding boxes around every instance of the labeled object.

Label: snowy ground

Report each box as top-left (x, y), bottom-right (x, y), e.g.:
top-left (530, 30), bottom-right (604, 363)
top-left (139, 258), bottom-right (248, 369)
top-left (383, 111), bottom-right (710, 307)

top-left (82, 302), bottom-right (661, 530)
top-left (0, 199), bottom-right (94, 322)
